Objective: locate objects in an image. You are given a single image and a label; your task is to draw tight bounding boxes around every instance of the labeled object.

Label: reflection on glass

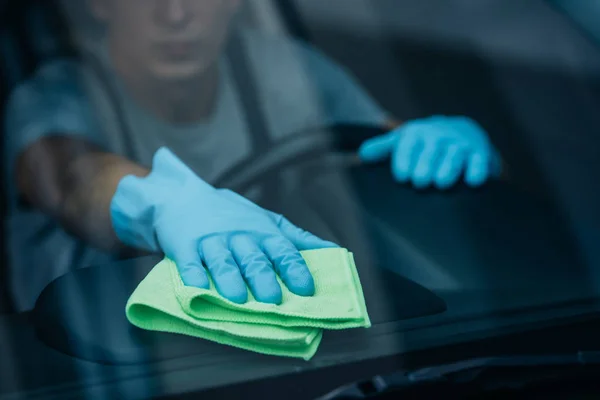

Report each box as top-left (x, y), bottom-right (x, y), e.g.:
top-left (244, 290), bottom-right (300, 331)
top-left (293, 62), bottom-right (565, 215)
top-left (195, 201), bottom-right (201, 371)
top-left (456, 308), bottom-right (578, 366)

top-left (0, 0), bottom-right (598, 398)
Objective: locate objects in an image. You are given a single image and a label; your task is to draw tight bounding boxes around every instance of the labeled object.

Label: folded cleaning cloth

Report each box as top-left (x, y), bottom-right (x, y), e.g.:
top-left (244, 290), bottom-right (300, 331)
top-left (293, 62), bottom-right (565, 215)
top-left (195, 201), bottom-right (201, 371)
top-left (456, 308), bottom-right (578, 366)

top-left (126, 248), bottom-right (370, 360)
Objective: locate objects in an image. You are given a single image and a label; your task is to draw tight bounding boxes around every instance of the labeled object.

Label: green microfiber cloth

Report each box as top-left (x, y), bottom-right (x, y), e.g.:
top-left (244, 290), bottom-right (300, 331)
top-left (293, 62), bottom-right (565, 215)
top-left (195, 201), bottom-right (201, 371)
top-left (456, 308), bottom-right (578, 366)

top-left (126, 248), bottom-right (371, 360)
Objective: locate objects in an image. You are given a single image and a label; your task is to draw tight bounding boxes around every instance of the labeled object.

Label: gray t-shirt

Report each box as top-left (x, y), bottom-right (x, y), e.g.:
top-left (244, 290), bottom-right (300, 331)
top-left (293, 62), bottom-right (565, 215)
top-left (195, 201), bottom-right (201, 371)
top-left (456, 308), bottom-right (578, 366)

top-left (3, 30), bottom-right (388, 311)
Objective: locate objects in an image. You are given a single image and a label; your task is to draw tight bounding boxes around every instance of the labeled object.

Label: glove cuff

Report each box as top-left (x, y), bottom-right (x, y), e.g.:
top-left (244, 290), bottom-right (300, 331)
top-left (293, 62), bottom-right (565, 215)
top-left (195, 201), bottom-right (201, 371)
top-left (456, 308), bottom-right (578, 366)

top-left (110, 174), bottom-right (160, 252)
top-left (110, 147), bottom-right (215, 252)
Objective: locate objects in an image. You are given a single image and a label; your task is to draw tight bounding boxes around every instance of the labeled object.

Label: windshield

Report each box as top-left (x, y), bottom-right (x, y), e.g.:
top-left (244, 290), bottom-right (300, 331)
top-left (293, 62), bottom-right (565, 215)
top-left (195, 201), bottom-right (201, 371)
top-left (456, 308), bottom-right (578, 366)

top-left (1, 0), bottom-right (600, 398)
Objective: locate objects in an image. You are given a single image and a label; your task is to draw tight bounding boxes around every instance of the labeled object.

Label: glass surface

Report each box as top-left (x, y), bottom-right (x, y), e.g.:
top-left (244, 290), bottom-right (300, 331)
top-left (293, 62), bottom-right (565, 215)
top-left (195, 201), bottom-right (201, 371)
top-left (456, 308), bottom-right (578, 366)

top-left (1, 0), bottom-right (600, 398)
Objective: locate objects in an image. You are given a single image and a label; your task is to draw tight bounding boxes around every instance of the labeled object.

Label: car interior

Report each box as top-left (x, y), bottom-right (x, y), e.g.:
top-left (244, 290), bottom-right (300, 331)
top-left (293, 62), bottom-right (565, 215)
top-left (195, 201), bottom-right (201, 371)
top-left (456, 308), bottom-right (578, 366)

top-left (1, 0), bottom-right (600, 398)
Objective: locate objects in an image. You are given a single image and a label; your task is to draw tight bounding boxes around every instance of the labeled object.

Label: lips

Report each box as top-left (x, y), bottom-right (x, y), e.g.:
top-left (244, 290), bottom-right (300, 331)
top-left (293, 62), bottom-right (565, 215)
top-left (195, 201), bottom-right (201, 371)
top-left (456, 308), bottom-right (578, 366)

top-left (158, 41), bottom-right (196, 59)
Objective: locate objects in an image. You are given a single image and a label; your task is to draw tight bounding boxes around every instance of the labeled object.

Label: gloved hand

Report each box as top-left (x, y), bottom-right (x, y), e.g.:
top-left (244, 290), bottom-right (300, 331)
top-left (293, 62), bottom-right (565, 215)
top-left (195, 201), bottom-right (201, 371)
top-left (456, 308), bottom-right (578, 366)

top-left (110, 148), bottom-right (337, 305)
top-left (359, 115), bottom-right (502, 189)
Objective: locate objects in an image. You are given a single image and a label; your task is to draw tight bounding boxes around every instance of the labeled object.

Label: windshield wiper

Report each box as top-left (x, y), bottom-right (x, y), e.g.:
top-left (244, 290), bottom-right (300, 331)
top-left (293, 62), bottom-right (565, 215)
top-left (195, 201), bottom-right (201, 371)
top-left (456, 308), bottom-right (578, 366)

top-left (318, 352), bottom-right (600, 399)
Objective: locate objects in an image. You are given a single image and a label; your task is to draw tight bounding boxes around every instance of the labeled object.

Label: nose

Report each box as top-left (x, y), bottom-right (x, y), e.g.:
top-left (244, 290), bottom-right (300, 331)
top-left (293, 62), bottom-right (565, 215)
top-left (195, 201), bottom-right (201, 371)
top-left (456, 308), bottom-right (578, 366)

top-left (157, 0), bottom-right (191, 28)
top-left (166, 0), bottom-right (185, 24)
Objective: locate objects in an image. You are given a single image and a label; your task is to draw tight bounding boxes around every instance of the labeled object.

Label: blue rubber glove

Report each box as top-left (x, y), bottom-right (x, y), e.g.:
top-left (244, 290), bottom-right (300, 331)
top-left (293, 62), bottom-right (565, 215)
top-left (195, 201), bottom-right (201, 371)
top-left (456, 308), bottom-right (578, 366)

top-left (110, 148), bottom-right (337, 305)
top-left (359, 116), bottom-right (502, 189)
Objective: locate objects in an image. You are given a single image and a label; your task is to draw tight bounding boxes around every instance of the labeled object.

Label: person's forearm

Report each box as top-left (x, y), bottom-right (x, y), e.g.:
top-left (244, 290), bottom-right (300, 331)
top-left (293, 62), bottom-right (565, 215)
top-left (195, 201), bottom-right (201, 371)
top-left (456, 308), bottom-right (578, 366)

top-left (16, 137), bottom-right (149, 252)
top-left (59, 152), bottom-right (150, 251)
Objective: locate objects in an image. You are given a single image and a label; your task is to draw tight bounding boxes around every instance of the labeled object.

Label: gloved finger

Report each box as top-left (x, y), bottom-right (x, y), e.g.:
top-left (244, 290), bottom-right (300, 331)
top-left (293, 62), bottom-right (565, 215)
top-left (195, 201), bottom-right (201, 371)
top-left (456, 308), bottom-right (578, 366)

top-left (230, 235), bottom-right (282, 304)
top-left (392, 131), bottom-right (422, 183)
top-left (434, 144), bottom-right (466, 189)
top-left (465, 151), bottom-right (490, 187)
top-left (411, 138), bottom-right (445, 189)
top-left (262, 236), bottom-right (315, 297)
top-left (358, 132), bottom-right (397, 162)
top-left (199, 235), bottom-right (248, 304)
top-left (275, 214), bottom-right (339, 250)
top-left (170, 243), bottom-right (210, 289)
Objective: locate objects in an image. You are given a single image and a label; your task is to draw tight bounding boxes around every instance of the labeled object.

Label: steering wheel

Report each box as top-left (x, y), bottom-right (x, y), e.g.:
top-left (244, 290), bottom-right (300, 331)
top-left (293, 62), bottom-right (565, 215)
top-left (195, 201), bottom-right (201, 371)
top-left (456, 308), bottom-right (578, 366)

top-left (214, 123), bottom-right (386, 192)
top-left (212, 123), bottom-right (389, 245)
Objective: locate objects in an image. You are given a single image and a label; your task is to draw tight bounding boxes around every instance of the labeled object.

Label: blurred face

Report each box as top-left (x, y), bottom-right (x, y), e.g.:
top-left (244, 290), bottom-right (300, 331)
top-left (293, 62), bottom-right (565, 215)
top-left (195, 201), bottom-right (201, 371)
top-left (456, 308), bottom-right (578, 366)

top-left (91, 0), bottom-right (241, 81)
